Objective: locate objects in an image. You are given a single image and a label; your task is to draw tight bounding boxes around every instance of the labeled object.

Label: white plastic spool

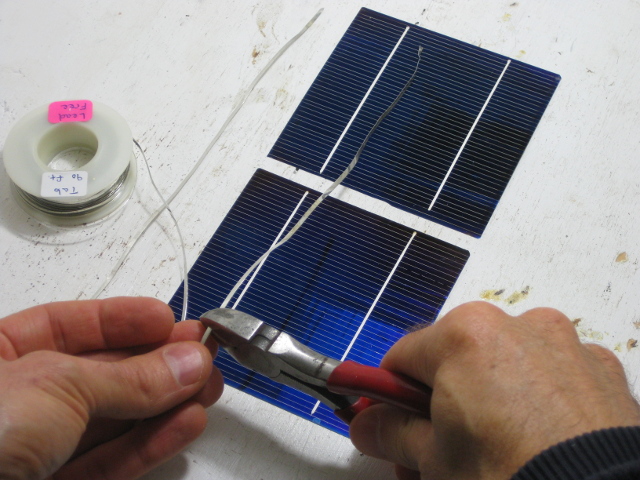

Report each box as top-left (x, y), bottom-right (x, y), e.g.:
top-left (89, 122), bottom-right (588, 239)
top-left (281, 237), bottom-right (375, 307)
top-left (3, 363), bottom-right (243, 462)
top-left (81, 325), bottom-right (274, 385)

top-left (3, 101), bottom-right (136, 226)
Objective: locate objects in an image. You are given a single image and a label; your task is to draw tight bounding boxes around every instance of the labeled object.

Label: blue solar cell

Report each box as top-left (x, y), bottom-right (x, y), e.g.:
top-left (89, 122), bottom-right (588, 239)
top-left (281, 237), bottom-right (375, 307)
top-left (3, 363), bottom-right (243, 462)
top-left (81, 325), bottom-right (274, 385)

top-left (169, 169), bottom-right (469, 435)
top-left (269, 8), bottom-right (561, 237)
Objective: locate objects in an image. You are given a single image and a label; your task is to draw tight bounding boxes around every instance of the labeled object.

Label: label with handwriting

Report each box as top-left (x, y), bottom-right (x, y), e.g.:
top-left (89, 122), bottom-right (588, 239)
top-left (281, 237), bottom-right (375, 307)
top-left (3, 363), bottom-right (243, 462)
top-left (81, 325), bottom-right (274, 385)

top-left (41, 171), bottom-right (88, 197)
top-left (48, 100), bottom-right (93, 123)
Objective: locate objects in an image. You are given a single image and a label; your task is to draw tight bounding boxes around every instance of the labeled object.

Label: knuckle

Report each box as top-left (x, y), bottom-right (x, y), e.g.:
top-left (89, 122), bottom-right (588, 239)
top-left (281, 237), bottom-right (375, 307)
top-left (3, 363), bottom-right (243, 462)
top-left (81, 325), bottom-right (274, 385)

top-left (440, 301), bottom-right (506, 347)
top-left (393, 414), bottom-right (426, 471)
top-left (523, 307), bottom-right (571, 329)
top-left (584, 343), bottom-right (623, 370)
top-left (93, 362), bottom-right (161, 418)
top-left (447, 301), bottom-right (504, 321)
top-left (121, 362), bottom-right (161, 406)
top-left (521, 307), bottom-right (579, 342)
top-left (394, 433), bottom-right (414, 468)
top-left (375, 407), bottom-right (422, 469)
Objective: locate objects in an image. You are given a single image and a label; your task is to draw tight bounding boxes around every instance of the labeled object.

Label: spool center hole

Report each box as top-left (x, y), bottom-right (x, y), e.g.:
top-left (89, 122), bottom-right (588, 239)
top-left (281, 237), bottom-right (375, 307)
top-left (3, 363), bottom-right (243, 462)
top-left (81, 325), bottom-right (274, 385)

top-left (49, 147), bottom-right (95, 170)
top-left (38, 124), bottom-right (98, 171)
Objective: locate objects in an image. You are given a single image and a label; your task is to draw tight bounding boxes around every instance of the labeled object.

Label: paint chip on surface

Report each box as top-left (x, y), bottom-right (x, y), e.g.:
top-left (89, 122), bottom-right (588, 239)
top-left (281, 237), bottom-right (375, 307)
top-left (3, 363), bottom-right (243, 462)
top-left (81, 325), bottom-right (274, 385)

top-left (480, 289), bottom-right (505, 301)
top-left (616, 252), bottom-right (629, 263)
top-left (506, 286), bottom-right (530, 305)
top-left (576, 328), bottom-right (605, 342)
top-left (481, 286), bottom-right (530, 305)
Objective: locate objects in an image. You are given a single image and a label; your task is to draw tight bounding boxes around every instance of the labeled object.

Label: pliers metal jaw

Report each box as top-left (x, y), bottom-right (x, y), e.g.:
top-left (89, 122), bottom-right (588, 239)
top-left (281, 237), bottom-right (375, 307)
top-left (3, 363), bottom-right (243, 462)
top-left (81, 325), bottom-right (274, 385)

top-left (200, 308), bottom-right (359, 411)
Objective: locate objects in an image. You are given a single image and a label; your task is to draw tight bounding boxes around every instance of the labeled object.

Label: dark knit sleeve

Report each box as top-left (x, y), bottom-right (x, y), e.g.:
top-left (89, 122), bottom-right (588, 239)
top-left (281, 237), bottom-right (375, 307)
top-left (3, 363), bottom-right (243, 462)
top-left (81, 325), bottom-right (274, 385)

top-left (511, 427), bottom-right (640, 480)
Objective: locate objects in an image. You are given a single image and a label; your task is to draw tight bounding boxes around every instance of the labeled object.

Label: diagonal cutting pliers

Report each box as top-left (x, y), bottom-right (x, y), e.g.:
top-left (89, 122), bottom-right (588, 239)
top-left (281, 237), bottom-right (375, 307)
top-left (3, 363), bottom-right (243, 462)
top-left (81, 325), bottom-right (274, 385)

top-left (200, 308), bottom-right (432, 424)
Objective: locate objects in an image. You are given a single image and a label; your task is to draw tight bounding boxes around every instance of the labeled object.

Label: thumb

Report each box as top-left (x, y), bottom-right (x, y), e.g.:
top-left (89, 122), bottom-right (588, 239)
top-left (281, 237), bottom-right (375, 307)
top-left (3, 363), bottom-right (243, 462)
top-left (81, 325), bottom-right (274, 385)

top-left (84, 341), bottom-right (213, 418)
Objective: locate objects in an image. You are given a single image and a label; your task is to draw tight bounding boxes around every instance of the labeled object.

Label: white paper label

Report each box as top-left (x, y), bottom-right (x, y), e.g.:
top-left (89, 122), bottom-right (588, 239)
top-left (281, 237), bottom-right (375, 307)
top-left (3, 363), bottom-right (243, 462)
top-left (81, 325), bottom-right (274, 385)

top-left (40, 171), bottom-right (88, 197)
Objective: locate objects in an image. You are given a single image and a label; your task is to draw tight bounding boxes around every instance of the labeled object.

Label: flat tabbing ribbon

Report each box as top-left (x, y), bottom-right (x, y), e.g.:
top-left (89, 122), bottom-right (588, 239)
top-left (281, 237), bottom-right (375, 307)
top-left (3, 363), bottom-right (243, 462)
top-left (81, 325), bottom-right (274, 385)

top-left (169, 169), bottom-right (469, 435)
top-left (269, 8), bottom-right (561, 238)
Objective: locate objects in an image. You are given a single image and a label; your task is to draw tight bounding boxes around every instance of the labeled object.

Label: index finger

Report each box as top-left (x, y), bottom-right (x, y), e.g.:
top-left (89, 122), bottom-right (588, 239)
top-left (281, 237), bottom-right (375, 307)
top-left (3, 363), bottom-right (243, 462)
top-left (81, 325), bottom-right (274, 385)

top-left (0, 297), bottom-right (175, 359)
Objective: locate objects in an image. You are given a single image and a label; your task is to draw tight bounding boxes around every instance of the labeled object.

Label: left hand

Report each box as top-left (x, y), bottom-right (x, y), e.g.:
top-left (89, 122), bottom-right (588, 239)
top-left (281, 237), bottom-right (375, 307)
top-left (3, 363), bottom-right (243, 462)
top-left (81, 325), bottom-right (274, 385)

top-left (0, 296), bottom-right (224, 480)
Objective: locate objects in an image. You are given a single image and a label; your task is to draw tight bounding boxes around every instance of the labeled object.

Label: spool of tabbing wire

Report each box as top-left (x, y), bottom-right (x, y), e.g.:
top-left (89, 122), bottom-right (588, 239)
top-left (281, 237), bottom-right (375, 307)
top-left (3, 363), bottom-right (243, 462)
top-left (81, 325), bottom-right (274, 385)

top-left (3, 100), bottom-right (136, 227)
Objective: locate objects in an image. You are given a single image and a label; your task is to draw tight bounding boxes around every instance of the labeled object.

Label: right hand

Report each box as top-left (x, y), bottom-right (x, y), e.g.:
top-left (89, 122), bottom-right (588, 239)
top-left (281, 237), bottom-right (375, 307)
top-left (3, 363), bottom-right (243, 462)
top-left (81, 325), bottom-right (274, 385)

top-left (350, 302), bottom-right (640, 480)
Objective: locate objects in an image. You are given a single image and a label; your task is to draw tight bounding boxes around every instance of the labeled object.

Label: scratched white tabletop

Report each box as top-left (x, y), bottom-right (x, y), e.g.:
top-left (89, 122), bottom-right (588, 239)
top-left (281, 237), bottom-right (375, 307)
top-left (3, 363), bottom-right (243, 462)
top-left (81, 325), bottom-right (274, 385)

top-left (1, 1), bottom-right (639, 479)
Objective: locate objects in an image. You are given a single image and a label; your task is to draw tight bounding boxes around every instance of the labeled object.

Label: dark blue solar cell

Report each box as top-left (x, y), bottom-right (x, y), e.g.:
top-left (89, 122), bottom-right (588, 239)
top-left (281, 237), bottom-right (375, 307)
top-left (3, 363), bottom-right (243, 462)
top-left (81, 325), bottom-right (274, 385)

top-left (169, 169), bottom-right (469, 436)
top-left (269, 8), bottom-right (561, 237)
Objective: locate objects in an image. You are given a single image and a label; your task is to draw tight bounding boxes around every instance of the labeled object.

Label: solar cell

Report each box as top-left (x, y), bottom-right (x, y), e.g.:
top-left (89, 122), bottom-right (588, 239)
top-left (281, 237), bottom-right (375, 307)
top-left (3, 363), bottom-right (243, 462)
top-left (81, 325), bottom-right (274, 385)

top-left (170, 169), bottom-right (469, 435)
top-left (269, 8), bottom-right (561, 237)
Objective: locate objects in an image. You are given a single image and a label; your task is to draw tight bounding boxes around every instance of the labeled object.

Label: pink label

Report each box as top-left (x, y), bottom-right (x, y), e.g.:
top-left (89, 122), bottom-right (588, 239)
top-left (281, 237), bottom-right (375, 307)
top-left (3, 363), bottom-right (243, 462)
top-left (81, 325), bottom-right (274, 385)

top-left (48, 100), bottom-right (93, 123)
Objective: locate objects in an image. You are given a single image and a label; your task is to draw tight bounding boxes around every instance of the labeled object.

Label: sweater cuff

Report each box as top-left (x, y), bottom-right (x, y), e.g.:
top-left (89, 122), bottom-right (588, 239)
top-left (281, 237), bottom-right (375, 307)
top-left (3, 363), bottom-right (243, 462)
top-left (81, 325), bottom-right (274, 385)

top-left (511, 426), bottom-right (640, 480)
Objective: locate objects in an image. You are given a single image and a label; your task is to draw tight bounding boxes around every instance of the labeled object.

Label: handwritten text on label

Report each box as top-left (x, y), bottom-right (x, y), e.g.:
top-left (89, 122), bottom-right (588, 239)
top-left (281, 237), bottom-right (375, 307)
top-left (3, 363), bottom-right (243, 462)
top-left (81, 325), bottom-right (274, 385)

top-left (48, 100), bottom-right (93, 123)
top-left (41, 171), bottom-right (89, 198)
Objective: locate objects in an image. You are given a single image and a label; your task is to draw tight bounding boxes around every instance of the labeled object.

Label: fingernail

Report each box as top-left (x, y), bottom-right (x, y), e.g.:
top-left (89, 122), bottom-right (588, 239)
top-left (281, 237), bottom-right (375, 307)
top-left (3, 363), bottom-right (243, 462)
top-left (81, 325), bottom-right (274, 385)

top-left (164, 343), bottom-right (205, 386)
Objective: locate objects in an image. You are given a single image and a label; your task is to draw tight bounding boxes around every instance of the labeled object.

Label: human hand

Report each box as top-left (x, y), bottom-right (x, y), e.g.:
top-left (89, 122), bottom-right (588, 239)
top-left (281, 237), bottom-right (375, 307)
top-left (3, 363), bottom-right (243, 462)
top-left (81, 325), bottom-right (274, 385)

top-left (350, 302), bottom-right (640, 480)
top-left (0, 296), bottom-right (223, 480)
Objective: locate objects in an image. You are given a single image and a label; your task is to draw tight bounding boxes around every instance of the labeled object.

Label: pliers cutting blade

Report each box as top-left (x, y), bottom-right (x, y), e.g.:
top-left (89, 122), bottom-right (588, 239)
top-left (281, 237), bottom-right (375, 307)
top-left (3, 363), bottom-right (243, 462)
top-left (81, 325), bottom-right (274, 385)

top-left (200, 308), bottom-right (432, 424)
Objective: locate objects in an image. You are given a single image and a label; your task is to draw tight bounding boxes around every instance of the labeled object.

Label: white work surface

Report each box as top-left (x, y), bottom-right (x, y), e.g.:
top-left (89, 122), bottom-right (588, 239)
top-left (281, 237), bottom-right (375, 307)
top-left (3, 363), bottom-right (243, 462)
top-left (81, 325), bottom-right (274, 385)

top-left (1, 1), bottom-right (639, 478)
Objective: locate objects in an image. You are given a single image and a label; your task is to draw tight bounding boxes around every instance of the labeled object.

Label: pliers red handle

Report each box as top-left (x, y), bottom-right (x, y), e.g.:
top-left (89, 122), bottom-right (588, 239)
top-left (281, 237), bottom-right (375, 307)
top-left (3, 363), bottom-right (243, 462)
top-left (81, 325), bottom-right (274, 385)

top-left (327, 360), bottom-right (431, 422)
top-left (200, 308), bottom-right (431, 424)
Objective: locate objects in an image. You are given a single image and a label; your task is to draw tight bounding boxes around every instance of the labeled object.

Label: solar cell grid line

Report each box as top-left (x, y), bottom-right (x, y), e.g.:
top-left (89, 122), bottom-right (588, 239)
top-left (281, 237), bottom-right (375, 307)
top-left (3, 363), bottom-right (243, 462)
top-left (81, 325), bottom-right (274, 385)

top-left (429, 59), bottom-right (511, 210)
top-left (181, 199), bottom-right (465, 318)
top-left (235, 218), bottom-right (461, 319)
top-left (309, 230), bottom-right (417, 416)
top-left (231, 191), bottom-right (309, 308)
top-left (316, 49), bottom-right (544, 189)
top-left (169, 169), bottom-right (469, 435)
top-left (319, 25), bottom-right (410, 173)
top-left (199, 183), bottom-right (464, 282)
top-left (189, 231), bottom-right (460, 314)
top-left (269, 7), bottom-right (560, 237)
top-left (181, 188), bottom-right (464, 300)
top-left (187, 203), bottom-right (462, 316)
